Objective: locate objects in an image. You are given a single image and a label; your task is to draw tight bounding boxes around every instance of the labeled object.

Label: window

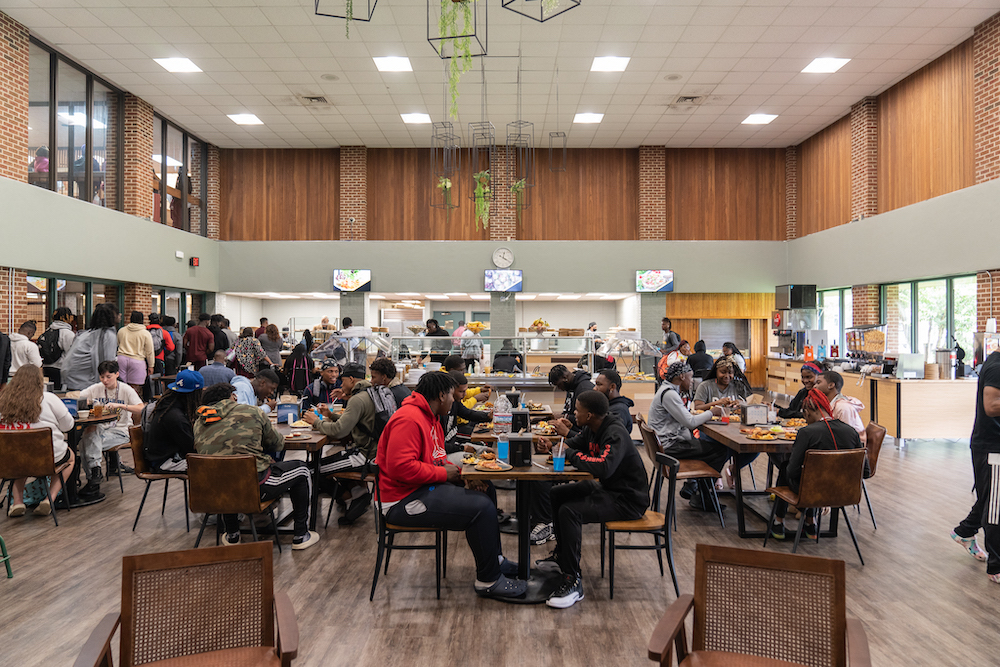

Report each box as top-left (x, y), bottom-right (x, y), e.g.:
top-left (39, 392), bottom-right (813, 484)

top-left (153, 116), bottom-right (209, 236)
top-left (917, 280), bottom-right (948, 363)
top-left (28, 44), bottom-right (50, 190)
top-left (885, 283), bottom-right (912, 354)
top-left (22, 276), bottom-right (121, 332)
top-left (882, 275), bottom-right (977, 363)
top-left (953, 276), bottom-right (978, 364)
top-left (92, 81), bottom-right (118, 207)
top-left (818, 288), bottom-right (851, 352)
top-left (56, 63), bottom-right (88, 201)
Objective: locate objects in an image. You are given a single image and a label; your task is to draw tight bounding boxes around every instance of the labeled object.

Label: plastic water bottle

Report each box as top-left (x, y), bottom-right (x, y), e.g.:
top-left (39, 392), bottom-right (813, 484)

top-left (493, 393), bottom-right (512, 435)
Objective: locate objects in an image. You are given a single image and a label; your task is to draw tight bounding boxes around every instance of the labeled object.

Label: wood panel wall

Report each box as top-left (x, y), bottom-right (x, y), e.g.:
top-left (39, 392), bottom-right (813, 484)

top-left (878, 38), bottom-right (974, 214)
top-left (663, 292), bottom-right (776, 319)
top-left (663, 148), bottom-right (785, 240)
top-left (798, 114), bottom-right (851, 236)
top-left (519, 149), bottom-right (639, 240)
top-left (219, 149), bottom-right (339, 241)
top-left (366, 148), bottom-right (488, 241)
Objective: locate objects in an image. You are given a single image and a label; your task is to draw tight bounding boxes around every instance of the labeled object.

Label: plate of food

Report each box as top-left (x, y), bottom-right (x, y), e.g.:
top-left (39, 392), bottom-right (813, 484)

top-left (779, 431), bottom-right (798, 441)
top-left (783, 418), bottom-right (807, 428)
top-left (284, 432), bottom-right (312, 441)
top-left (746, 427), bottom-right (776, 441)
top-left (526, 400), bottom-right (544, 411)
top-left (474, 422), bottom-right (494, 433)
top-left (290, 419), bottom-right (310, 428)
top-left (533, 421), bottom-right (557, 436)
top-left (475, 459), bottom-right (512, 472)
top-left (462, 455), bottom-right (481, 465)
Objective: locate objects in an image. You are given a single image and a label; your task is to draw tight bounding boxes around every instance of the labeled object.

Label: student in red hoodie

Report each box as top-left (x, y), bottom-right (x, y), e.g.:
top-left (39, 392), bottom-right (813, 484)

top-left (376, 371), bottom-right (525, 600)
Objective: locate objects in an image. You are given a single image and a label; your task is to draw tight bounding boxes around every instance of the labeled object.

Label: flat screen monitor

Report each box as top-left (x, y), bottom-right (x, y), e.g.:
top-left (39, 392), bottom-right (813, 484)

top-left (332, 269), bottom-right (372, 292)
top-left (635, 270), bottom-right (674, 293)
top-left (485, 269), bottom-right (523, 293)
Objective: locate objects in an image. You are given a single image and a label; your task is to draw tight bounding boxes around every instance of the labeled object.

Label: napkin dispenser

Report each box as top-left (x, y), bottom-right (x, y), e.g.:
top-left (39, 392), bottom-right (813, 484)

top-left (508, 434), bottom-right (533, 467)
top-left (505, 391), bottom-right (522, 407)
top-left (742, 404), bottom-right (769, 426)
top-left (511, 409), bottom-right (530, 434)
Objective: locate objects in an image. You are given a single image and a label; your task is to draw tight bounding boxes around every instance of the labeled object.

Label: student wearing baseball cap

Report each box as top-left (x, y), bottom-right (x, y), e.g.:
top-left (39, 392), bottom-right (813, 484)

top-left (302, 358), bottom-right (343, 411)
top-left (143, 369), bottom-right (205, 472)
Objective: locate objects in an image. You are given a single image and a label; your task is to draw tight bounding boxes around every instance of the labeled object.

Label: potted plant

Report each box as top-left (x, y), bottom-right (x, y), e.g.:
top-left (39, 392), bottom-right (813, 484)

top-left (345, 0), bottom-right (353, 37)
top-left (510, 178), bottom-right (525, 225)
top-left (473, 169), bottom-right (490, 230)
top-left (440, 0), bottom-right (474, 118)
top-left (437, 176), bottom-right (453, 221)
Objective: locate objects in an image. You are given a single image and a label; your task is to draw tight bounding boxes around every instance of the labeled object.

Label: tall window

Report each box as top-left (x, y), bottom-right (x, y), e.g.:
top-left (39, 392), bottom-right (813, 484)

top-left (885, 283), bottom-right (913, 354)
top-left (152, 116), bottom-right (208, 236)
top-left (56, 63), bottom-right (87, 201)
top-left (92, 81), bottom-right (118, 207)
top-left (917, 280), bottom-right (948, 363)
top-left (882, 276), bottom-right (978, 362)
top-left (818, 288), bottom-right (851, 350)
top-left (953, 276), bottom-right (978, 363)
top-left (28, 44), bottom-right (50, 190)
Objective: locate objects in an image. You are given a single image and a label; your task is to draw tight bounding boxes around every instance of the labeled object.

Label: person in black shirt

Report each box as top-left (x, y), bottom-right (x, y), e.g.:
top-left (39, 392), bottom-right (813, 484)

top-left (686, 340), bottom-right (714, 378)
top-left (537, 390), bottom-right (649, 609)
top-left (594, 368), bottom-right (634, 433)
top-left (492, 339), bottom-right (524, 372)
top-left (776, 361), bottom-right (824, 419)
top-left (142, 369), bottom-right (205, 472)
top-left (952, 350), bottom-right (1000, 582)
top-left (425, 318), bottom-right (452, 364)
top-left (547, 364), bottom-right (594, 427)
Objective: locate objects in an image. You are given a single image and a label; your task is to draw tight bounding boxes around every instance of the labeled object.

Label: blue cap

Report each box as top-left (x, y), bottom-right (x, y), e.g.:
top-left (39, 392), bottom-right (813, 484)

top-left (168, 369), bottom-right (205, 393)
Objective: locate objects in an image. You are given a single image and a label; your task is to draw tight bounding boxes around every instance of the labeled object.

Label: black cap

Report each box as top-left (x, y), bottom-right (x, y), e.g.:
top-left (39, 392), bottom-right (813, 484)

top-left (342, 362), bottom-right (367, 379)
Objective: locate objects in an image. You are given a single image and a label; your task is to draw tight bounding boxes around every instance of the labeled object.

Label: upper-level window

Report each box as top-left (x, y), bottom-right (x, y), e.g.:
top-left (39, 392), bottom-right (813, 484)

top-left (152, 115), bottom-right (208, 237)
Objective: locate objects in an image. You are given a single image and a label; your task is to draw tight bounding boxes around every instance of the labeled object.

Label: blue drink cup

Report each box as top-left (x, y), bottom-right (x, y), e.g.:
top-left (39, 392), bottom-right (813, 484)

top-left (552, 454), bottom-right (566, 472)
top-left (497, 439), bottom-right (509, 462)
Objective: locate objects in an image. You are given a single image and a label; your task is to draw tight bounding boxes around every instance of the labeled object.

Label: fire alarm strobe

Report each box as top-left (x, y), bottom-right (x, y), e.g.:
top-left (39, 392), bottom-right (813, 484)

top-left (189, 257), bottom-right (200, 267)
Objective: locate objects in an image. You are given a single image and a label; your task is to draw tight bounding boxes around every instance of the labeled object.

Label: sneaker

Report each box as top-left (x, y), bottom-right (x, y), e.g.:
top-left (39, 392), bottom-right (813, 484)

top-left (34, 499), bottom-right (51, 516)
top-left (221, 532), bottom-right (241, 546)
top-left (679, 480), bottom-right (697, 500)
top-left (546, 574), bottom-right (584, 609)
top-left (89, 466), bottom-right (104, 483)
top-left (989, 573), bottom-right (1000, 584)
top-left (951, 531), bottom-right (988, 562)
top-left (7, 503), bottom-right (25, 518)
top-left (338, 492), bottom-right (372, 525)
top-left (530, 522), bottom-right (554, 545)
top-left (292, 530), bottom-right (321, 551)
top-left (78, 479), bottom-right (101, 498)
top-left (769, 522), bottom-right (786, 541)
top-left (803, 522), bottom-right (818, 540)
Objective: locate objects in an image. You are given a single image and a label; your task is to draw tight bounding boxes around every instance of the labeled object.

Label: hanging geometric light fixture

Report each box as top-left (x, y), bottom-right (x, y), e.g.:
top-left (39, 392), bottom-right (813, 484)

top-left (428, 0), bottom-right (489, 118)
top-left (503, 0), bottom-right (579, 23)
top-left (506, 57), bottom-right (535, 222)
top-left (315, 0), bottom-right (378, 37)
top-left (468, 59), bottom-right (495, 231)
top-left (431, 64), bottom-right (462, 216)
top-left (549, 67), bottom-right (567, 172)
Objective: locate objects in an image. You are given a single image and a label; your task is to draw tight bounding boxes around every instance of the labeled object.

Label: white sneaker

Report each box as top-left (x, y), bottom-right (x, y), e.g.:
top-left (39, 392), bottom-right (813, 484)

top-left (292, 530), bottom-right (320, 551)
top-left (546, 574), bottom-right (584, 609)
top-left (221, 532), bottom-right (241, 546)
top-left (530, 522), bottom-right (554, 545)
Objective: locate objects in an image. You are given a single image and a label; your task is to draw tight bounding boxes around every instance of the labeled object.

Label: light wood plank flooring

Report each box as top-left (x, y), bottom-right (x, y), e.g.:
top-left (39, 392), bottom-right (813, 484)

top-left (1, 438), bottom-right (997, 666)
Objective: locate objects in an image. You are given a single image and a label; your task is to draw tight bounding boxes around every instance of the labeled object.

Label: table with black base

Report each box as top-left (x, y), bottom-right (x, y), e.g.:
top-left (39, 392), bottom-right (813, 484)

top-left (64, 413), bottom-right (119, 508)
top-left (463, 454), bottom-right (592, 604)
top-left (699, 422), bottom-right (840, 539)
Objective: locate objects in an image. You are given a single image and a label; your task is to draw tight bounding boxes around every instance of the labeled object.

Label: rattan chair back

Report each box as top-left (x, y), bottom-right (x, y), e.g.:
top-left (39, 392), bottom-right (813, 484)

top-left (187, 454), bottom-right (263, 515)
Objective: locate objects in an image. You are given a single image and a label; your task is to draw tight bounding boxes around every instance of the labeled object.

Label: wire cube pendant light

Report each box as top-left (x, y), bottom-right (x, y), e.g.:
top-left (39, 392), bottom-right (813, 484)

top-left (506, 61), bottom-right (535, 212)
top-left (431, 121), bottom-right (462, 210)
top-left (502, 0), bottom-right (579, 23)
top-left (315, 0), bottom-right (378, 30)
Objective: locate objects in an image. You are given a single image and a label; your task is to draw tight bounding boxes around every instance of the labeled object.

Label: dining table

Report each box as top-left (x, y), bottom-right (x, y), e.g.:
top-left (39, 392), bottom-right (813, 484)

top-left (462, 453), bottom-right (593, 604)
top-left (64, 412), bottom-right (120, 508)
top-left (698, 421), bottom-right (840, 539)
top-left (272, 420), bottom-right (349, 531)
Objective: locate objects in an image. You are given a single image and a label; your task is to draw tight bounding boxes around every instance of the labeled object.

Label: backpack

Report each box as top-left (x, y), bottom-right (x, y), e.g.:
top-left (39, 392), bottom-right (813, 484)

top-left (38, 328), bottom-right (63, 365)
top-left (149, 326), bottom-right (164, 354)
top-left (358, 385), bottom-right (397, 443)
top-left (140, 400), bottom-right (157, 435)
top-left (656, 354), bottom-right (671, 381)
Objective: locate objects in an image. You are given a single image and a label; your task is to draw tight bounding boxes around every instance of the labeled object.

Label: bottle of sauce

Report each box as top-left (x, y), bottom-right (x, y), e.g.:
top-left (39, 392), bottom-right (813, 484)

top-left (831, 340), bottom-right (839, 358)
top-left (817, 339), bottom-right (827, 361)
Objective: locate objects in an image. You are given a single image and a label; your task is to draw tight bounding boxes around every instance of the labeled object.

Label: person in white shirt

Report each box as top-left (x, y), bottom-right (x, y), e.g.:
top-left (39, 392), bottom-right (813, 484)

top-left (9, 321), bottom-right (42, 374)
top-left (0, 366), bottom-right (75, 517)
top-left (77, 359), bottom-right (145, 498)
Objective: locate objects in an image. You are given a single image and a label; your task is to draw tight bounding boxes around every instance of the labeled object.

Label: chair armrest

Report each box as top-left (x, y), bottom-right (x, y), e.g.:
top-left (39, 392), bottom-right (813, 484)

top-left (648, 594), bottom-right (694, 664)
top-left (274, 590), bottom-right (299, 665)
top-left (846, 617), bottom-right (871, 667)
top-left (73, 612), bottom-right (121, 667)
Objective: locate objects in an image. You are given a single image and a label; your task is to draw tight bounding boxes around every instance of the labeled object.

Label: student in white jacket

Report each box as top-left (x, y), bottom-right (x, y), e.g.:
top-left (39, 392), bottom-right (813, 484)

top-left (816, 370), bottom-right (868, 445)
top-left (9, 321), bottom-right (42, 374)
top-left (0, 366), bottom-right (75, 517)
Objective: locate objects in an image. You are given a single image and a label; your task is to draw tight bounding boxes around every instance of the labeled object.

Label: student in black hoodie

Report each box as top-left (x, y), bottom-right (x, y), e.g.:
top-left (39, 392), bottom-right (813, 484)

top-left (142, 369), bottom-right (204, 472)
top-left (537, 390), bottom-right (649, 609)
top-left (594, 368), bottom-right (634, 432)
top-left (548, 364), bottom-right (595, 427)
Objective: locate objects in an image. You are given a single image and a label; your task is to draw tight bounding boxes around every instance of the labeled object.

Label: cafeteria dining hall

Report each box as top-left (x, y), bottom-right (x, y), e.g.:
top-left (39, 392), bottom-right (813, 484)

top-left (4, 0), bottom-right (1000, 664)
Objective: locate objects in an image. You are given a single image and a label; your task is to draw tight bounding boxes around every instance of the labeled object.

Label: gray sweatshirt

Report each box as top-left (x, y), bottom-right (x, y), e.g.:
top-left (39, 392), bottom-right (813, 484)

top-left (647, 381), bottom-right (714, 457)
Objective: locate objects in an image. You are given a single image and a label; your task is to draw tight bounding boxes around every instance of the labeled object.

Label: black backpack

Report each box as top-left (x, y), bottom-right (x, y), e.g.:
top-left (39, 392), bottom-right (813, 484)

top-left (38, 328), bottom-right (63, 365)
top-left (358, 386), bottom-right (397, 443)
top-left (140, 400), bottom-right (157, 435)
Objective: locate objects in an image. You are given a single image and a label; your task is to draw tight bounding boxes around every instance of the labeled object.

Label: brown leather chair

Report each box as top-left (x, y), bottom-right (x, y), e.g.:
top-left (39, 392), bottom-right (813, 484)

top-left (187, 454), bottom-right (282, 551)
top-left (648, 543), bottom-right (871, 667)
top-left (601, 452), bottom-right (680, 598)
top-left (73, 542), bottom-right (298, 667)
top-left (637, 415), bottom-right (724, 529)
top-left (861, 422), bottom-right (886, 529)
top-left (764, 449), bottom-right (867, 565)
top-left (128, 426), bottom-right (190, 532)
top-left (370, 463), bottom-right (448, 600)
top-left (0, 428), bottom-right (72, 526)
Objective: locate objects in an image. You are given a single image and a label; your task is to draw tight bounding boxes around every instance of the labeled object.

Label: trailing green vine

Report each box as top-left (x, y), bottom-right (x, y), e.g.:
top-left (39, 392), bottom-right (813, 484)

top-left (438, 176), bottom-right (453, 221)
top-left (511, 178), bottom-right (525, 225)
top-left (473, 170), bottom-right (491, 230)
top-left (440, 0), bottom-right (474, 118)
top-left (345, 0), bottom-right (353, 37)
top-left (542, 0), bottom-right (560, 15)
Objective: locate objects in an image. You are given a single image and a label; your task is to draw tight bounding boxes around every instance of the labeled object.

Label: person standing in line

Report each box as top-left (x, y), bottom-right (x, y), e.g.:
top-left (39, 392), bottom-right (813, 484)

top-left (255, 317), bottom-right (269, 338)
top-left (259, 323), bottom-right (284, 367)
top-left (39, 307), bottom-right (76, 389)
top-left (951, 349), bottom-right (1000, 583)
top-left (0, 328), bottom-right (11, 385)
top-left (183, 313), bottom-right (215, 370)
top-left (661, 317), bottom-right (681, 354)
top-left (62, 304), bottom-right (119, 391)
top-left (146, 312), bottom-right (175, 376)
top-left (9, 321), bottom-right (42, 374)
top-left (161, 316), bottom-right (182, 376)
top-left (116, 311), bottom-right (155, 395)
top-left (222, 318), bottom-right (239, 349)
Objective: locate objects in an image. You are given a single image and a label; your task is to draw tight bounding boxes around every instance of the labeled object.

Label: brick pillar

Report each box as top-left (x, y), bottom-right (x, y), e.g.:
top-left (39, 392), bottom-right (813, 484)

top-left (785, 145), bottom-right (798, 240)
top-left (638, 145), bottom-right (665, 240)
top-left (852, 284), bottom-right (880, 326)
top-left (0, 12), bottom-right (29, 183)
top-left (190, 294), bottom-right (203, 322)
top-left (206, 144), bottom-right (220, 239)
top-left (850, 97), bottom-right (878, 220)
top-left (977, 269), bottom-right (1000, 333)
top-left (123, 283), bottom-right (152, 318)
top-left (974, 12), bottom-right (1000, 183)
top-left (884, 283), bottom-right (901, 353)
top-left (104, 94), bottom-right (120, 209)
top-left (0, 266), bottom-right (29, 334)
top-left (490, 145), bottom-right (516, 241)
top-left (339, 146), bottom-right (367, 240)
top-left (122, 94), bottom-right (155, 218)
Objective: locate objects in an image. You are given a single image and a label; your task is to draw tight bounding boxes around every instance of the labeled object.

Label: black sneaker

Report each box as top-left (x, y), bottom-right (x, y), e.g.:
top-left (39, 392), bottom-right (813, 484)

top-left (679, 480), bottom-right (697, 500)
top-left (78, 479), bottom-right (101, 497)
top-left (535, 550), bottom-right (560, 567)
top-left (803, 522), bottom-right (818, 540)
top-left (770, 522), bottom-right (786, 541)
top-left (89, 466), bottom-right (104, 483)
top-left (338, 492), bottom-right (372, 525)
top-left (546, 574), bottom-right (584, 609)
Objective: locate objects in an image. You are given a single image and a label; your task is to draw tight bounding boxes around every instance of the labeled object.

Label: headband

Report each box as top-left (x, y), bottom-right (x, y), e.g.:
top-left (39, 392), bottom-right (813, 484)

top-left (666, 361), bottom-right (693, 381)
top-left (802, 362), bottom-right (824, 376)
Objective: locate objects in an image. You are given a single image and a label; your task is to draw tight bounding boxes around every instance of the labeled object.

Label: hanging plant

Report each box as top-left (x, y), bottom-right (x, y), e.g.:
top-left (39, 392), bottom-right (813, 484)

top-left (345, 0), bottom-right (353, 37)
top-left (511, 178), bottom-right (525, 225)
top-left (440, 0), bottom-right (475, 118)
top-left (542, 0), bottom-right (560, 15)
top-left (473, 170), bottom-right (491, 230)
top-left (438, 176), bottom-right (453, 221)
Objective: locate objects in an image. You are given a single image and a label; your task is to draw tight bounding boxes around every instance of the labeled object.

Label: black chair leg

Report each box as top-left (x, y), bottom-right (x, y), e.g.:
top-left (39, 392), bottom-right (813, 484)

top-left (41, 478), bottom-right (58, 527)
top-left (665, 527), bottom-right (679, 597)
top-left (654, 533), bottom-right (664, 576)
top-left (325, 496), bottom-right (335, 529)
top-left (791, 513), bottom-right (807, 553)
top-left (161, 478), bottom-right (169, 515)
top-left (842, 507), bottom-right (865, 566)
top-left (442, 531), bottom-right (447, 578)
top-left (384, 533), bottom-right (395, 574)
top-left (862, 480), bottom-right (877, 529)
top-left (707, 481), bottom-right (725, 528)
top-left (370, 534), bottom-right (386, 601)
top-left (609, 531), bottom-right (616, 599)
top-left (249, 517), bottom-right (259, 543)
top-left (270, 509), bottom-right (282, 553)
top-left (133, 481), bottom-right (152, 531)
top-left (182, 481), bottom-right (190, 532)
top-left (435, 531), bottom-right (442, 600)
top-left (600, 524), bottom-right (606, 578)
top-left (763, 497), bottom-right (779, 548)
top-left (749, 464), bottom-right (757, 490)
top-left (194, 512), bottom-right (209, 548)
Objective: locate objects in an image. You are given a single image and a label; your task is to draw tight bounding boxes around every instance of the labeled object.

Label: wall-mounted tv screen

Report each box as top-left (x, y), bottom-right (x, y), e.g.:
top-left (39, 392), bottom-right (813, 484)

top-left (332, 269), bottom-right (372, 292)
top-left (485, 269), bottom-right (523, 293)
top-left (636, 270), bottom-right (674, 293)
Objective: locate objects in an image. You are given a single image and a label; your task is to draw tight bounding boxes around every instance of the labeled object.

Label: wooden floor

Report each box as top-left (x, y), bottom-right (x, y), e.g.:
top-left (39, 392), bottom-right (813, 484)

top-left (2, 437), bottom-right (998, 666)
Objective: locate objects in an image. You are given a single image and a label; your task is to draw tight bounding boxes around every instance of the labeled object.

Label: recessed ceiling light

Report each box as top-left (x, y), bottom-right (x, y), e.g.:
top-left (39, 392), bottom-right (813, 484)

top-left (401, 113), bottom-right (431, 124)
top-left (574, 113), bottom-right (603, 124)
top-left (320, 73), bottom-right (340, 81)
top-left (374, 57), bottom-right (412, 72)
top-left (742, 113), bottom-right (777, 125)
top-left (398, 292), bottom-right (421, 297)
top-left (591, 56), bottom-right (630, 72)
top-left (228, 113), bottom-right (263, 125)
top-left (515, 294), bottom-right (536, 300)
top-left (154, 57), bottom-right (202, 73)
top-left (801, 57), bottom-right (850, 74)
top-left (425, 294), bottom-right (449, 300)
top-left (556, 295), bottom-right (582, 300)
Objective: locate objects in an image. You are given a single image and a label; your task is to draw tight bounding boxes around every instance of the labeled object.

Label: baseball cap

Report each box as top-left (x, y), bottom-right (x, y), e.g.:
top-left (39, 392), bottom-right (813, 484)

top-left (168, 369), bottom-right (205, 393)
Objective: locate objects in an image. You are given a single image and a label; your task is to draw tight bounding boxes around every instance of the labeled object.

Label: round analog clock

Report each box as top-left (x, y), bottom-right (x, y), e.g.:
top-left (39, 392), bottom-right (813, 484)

top-left (492, 247), bottom-right (514, 268)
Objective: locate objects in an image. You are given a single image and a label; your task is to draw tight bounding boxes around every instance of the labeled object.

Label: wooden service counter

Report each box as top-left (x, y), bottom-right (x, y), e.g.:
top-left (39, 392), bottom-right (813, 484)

top-left (767, 358), bottom-right (977, 441)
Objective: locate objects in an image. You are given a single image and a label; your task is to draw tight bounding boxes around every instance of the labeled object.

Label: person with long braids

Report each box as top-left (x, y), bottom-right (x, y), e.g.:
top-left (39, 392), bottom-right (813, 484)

top-left (142, 369), bottom-right (205, 472)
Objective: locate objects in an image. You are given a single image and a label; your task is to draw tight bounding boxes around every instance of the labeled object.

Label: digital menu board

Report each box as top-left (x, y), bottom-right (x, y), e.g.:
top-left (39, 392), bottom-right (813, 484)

top-left (332, 270), bottom-right (372, 292)
top-left (485, 270), bottom-right (523, 292)
top-left (635, 270), bottom-right (674, 293)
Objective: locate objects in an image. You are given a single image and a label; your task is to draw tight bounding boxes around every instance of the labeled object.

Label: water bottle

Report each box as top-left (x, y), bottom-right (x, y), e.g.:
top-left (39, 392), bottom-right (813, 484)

top-left (493, 393), bottom-right (512, 435)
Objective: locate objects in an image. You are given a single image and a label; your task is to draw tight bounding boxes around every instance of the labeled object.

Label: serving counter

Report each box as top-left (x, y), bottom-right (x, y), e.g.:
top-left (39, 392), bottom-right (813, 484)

top-left (767, 358), bottom-right (977, 442)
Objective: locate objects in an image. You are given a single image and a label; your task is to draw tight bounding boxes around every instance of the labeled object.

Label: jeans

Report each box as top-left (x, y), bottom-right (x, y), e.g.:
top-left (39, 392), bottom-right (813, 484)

top-left (551, 480), bottom-right (641, 578)
top-left (221, 460), bottom-right (312, 537)
top-left (385, 483), bottom-right (502, 582)
top-left (954, 449), bottom-right (1000, 575)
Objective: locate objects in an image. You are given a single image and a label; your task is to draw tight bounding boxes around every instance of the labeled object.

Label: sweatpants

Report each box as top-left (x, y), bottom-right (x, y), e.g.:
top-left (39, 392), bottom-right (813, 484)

top-left (221, 460), bottom-right (312, 537)
top-left (82, 424), bottom-right (130, 477)
top-left (385, 483), bottom-right (502, 582)
top-left (550, 480), bottom-right (641, 578)
top-left (664, 436), bottom-right (731, 472)
top-left (320, 449), bottom-right (368, 476)
top-left (954, 449), bottom-right (1000, 575)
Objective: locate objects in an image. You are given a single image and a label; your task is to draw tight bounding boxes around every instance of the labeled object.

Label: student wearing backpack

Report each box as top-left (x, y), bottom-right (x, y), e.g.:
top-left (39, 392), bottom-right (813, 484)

top-left (146, 312), bottom-right (175, 376)
top-left (161, 316), bottom-right (182, 375)
top-left (302, 362), bottom-right (391, 525)
top-left (142, 369), bottom-right (204, 472)
top-left (39, 307), bottom-right (76, 389)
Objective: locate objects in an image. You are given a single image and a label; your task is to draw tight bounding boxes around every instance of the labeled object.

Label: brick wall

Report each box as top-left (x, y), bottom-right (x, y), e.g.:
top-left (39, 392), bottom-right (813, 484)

top-left (123, 283), bottom-right (152, 318)
top-left (122, 94), bottom-right (154, 218)
top-left (849, 97), bottom-right (878, 220)
top-left (638, 146), bottom-right (666, 240)
top-left (974, 12), bottom-right (1000, 183)
top-left (0, 266), bottom-right (29, 334)
top-left (490, 145), bottom-right (516, 241)
top-left (977, 269), bottom-right (1000, 333)
top-left (785, 145), bottom-right (798, 240)
top-left (339, 146), bottom-right (366, 240)
top-left (104, 95), bottom-right (120, 209)
top-left (206, 144), bottom-right (220, 239)
top-left (852, 284), bottom-right (881, 326)
top-left (0, 13), bottom-right (29, 183)
top-left (884, 283), bottom-right (901, 353)
top-left (190, 294), bottom-right (203, 322)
